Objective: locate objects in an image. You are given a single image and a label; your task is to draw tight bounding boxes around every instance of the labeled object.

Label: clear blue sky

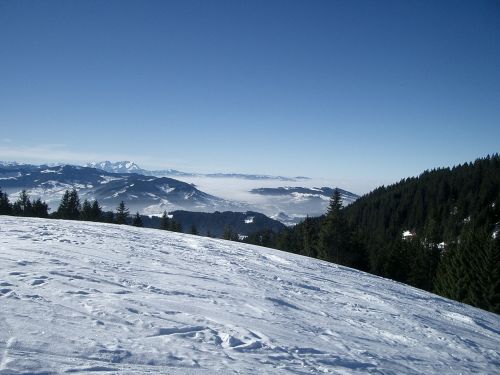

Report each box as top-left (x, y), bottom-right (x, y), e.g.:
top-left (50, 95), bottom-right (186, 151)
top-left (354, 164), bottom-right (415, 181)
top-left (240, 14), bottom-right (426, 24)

top-left (0, 0), bottom-right (499, 192)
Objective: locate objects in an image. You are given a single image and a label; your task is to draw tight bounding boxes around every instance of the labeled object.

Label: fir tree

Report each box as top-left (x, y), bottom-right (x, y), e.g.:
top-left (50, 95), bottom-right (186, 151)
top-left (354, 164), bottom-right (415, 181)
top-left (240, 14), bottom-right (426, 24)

top-left (56, 189), bottom-right (81, 219)
top-left (301, 216), bottom-right (315, 257)
top-left (483, 237), bottom-right (500, 313)
top-left (132, 212), bottom-right (143, 227)
top-left (223, 226), bottom-right (236, 240)
top-left (31, 198), bottom-right (49, 218)
top-left (90, 200), bottom-right (103, 221)
top-left (13, 190), bottom-right (32, 216)
top-left (56, 190), bottom-right (70, 218)
top-left (159, 210), bottom-right (170, 230)
top-left (171, 219), bottom-right (182, 233)
top-left (67, 189), bottom-right (81, 219)
top-left (433, 222), bottom-right (499, 312)
top-left (102, 211), bottom-right (115, 223)
top-left (115, 201), bottom-right (129, 224)
top-left (0, 188), bottom-right (12, 215)
top-left (318, 189), bottom-right (350, 264)
top-left (80, 199), bottom-right (93, 221)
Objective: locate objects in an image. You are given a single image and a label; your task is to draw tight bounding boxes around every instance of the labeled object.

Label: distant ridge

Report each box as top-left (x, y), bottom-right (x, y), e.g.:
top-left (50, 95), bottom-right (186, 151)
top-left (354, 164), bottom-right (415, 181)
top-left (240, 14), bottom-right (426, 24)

top-left (85, 160), bottom-right (308, 181)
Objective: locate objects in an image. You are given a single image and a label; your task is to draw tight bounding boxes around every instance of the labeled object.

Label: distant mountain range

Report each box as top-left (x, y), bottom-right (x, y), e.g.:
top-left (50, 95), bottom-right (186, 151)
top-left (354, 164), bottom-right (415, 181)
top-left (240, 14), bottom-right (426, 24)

top-left (249, 186), bottom-right (360, 225)
top-left (251, 186), bottom-right (359, 204)
top-left (0, 161), bottom-right (360, 224)
top-left (86, 160), bottom-right (309, 181)
top-left (0, 162), bottom-right (241, 214)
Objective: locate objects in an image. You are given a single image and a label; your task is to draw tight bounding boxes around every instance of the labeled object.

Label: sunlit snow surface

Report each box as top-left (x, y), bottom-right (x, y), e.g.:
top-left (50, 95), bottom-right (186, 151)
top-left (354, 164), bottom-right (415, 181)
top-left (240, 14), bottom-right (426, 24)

top-left (0, 217), bottom-right (499, 374)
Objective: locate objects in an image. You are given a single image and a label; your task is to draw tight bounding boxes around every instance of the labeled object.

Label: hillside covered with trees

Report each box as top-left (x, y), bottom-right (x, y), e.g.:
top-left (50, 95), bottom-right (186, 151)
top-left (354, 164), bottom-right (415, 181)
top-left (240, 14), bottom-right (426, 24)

top-left (243, 155), bottom-right (500, 313)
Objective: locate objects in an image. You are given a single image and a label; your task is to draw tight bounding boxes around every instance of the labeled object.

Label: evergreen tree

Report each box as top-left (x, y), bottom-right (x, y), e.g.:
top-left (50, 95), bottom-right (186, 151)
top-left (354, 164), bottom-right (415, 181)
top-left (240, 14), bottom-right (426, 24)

top-left (56, 189), bottom-right (81, 219)
top-left (406, 237), bottom-right (439, 291)
top-left (0, 188), bottom-right (12, 215)
top-left (482, 237), bottom-right (500, 313)
top-left (260, 229), bottom-right (272, 247)
top-left (434, 222), bottom-right (500, 312)
top-left (223, 226), bottom-right (236, 240)
top-left (132, 212), bottom-right (143, 227)
top-left (301, 216), bottom-right (315, 257)
top-left (80, 199), bottom-right (93, 221)
top-left (190, 224), bottom-right (198, 235)
top-left (159, 211), bottom-right (170, 230)
top-left (318, 189), bottom-right (351, 264)
top-left (90, 200), bottom-right (103, 221)
top-left (102, 211), bottom-right (115, 223)
top-left (12, 190), bottom-right (32, 216)
top-left (115, 201), bottom-right (129, 224)
top-left (383, 239), bottom-right (411, 283)
top-left (31, 198), bottom-right (49, 218)
top-left (276, 228), bottom-right (292, 251)
top-left (67, 189), bottom-right (81, 219)
top-left (56, 190), bottom-right (70, 218)
top-left (171, 219), bottom-right (182, 233)
top-left (463, 228), bottom-right (499, 312)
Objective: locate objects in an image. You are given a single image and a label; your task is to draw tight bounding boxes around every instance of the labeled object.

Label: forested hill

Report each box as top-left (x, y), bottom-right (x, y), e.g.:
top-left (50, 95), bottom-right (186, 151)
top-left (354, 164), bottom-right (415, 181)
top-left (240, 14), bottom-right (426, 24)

top-left (243, 155), bottom-right (500, 313)
top-left (345, 154), bottom-right (500, 242)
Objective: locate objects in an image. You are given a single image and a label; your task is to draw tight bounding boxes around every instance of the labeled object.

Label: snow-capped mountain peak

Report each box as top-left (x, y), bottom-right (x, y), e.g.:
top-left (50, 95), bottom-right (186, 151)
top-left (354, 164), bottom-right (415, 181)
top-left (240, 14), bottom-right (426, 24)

top-left (85, 161), bottom-right (143, 174)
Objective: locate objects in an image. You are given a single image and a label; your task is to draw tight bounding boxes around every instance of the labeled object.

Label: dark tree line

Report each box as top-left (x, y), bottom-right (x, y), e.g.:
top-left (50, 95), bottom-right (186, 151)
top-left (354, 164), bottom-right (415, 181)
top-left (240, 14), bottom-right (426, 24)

top-left (0, 188), bottom-right (182, 232)
top-left (0, 189), bottom-right (49, 218)
top-left (243, 155), bottom-right (500, 314)
top-left (159, 210), bottom-right (183, 232)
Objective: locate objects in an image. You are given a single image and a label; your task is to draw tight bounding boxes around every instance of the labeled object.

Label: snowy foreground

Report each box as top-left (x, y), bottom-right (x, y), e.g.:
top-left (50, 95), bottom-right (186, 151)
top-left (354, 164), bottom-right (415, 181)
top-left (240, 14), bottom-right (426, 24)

top-left (0, 217), bottom-right (499, 374)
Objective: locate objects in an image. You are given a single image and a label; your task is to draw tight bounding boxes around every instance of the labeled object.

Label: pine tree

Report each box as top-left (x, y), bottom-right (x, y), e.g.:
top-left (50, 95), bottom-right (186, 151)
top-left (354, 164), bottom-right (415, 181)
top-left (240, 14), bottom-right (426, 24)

top-left (80, 199), bottom-right (93, 221)
top-left (223, 226), bottom-right (235, 240)
top-left (171, 219), bottom-right (182, 233)
top-left (406, 236), bottom-right (439, 291)
top-left (318, 189), bottom-right (351, 264)
top-left (132, 212), bottom-right (143, 227)
top-left (483, 237), bottom-right (500, 313)
top-left (102, 211), bottom-right (115, 223)
top-left (56, 189), bottom-right (81, 219)
top-left (190, 224), bottom-right (198, 235)
top-left (31, 198), bottom-right (49, 218)
top-left (434, 241), bottom-right (462, 301)
top-left (433, 222), bottom-right (499, 310)
top-left (159, 211), bottom-right (170, 230)
top-left (0, 188), bottom-right (12, 215)
top-left (13, 190), bottom-right (32, 216)
top-left (56, 190), bottom-right (70, 218)
top-left (90, 200), bottom-right (103, 221)
top-left (301, 216), bottom-right (315, 257)
top-left (115, 201), bottom-right (129, 224)
top-left (463, 229), bottom-right (500, 312)
top-left (67, 189), bottom-right (81, 219)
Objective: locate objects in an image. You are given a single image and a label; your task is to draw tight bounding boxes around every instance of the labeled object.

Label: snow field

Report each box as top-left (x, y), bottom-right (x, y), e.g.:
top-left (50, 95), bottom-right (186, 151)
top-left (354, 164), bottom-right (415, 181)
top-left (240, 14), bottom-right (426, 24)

top-left (0, 216), bottom-right (499, 374)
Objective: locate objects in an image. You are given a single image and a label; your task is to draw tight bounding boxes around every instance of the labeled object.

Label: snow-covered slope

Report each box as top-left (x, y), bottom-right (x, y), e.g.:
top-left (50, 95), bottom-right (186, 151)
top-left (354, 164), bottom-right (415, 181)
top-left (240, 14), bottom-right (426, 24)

top-left (0, 217), bottom-right (498, 374)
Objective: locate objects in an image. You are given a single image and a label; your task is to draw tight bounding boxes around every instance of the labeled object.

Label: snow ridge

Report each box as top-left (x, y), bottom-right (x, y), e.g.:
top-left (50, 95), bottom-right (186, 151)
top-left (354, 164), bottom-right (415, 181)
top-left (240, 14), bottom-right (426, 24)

top-left (0, 217), bottom-right (498, 374)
